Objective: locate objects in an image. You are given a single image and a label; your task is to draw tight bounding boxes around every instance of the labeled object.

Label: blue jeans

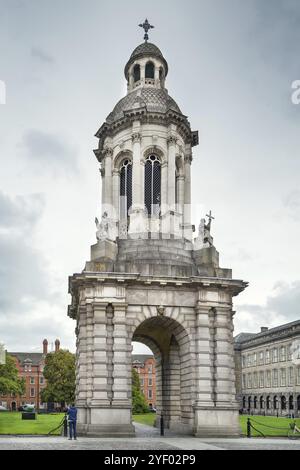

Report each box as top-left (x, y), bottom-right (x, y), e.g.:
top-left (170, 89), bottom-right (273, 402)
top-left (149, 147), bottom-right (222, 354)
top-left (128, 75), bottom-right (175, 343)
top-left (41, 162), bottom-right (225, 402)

top-left (69, 420), bottom-right (77, 439)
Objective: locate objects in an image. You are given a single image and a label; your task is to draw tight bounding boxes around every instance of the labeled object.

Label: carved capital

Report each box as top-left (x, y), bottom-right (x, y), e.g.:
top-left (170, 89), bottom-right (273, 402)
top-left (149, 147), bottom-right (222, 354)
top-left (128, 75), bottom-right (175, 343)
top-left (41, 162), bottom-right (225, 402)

top-left (184, 153), bottom-right (193, 164)
top-left (167, 135), bottom-right (177, 146)
top-left (103, 147), bottom-right (113, 158)
top-left (132, 133), bottom-right (141, 143)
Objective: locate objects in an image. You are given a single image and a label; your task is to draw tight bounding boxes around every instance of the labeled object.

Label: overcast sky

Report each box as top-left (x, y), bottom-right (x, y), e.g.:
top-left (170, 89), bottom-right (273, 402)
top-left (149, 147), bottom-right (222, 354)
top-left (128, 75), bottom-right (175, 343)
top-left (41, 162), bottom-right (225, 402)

top-left (0, 0), bottom-right (299, 354)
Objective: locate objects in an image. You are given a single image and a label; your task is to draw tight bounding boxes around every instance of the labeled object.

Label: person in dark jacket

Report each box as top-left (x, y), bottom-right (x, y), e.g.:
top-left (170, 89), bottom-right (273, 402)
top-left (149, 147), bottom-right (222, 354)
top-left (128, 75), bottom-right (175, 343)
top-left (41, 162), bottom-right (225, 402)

top-left (67, 404), bottom-right (77, 440)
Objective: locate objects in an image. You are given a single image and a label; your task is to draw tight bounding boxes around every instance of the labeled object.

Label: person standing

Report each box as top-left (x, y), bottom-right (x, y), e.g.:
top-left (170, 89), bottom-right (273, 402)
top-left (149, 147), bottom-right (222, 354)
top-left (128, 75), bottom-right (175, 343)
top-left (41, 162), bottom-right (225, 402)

top-left (67, 403), bottom-right (77, 440)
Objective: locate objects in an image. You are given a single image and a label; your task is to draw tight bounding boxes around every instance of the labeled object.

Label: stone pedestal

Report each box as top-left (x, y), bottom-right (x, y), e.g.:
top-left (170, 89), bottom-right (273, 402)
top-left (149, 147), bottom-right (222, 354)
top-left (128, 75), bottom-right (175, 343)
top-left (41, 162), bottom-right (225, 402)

top-left (193, 406), bottom-right (241, 437)
top-left (77, 408), bottom-right (135, 437)
top-left (90, 239), bottom-right (118, 262)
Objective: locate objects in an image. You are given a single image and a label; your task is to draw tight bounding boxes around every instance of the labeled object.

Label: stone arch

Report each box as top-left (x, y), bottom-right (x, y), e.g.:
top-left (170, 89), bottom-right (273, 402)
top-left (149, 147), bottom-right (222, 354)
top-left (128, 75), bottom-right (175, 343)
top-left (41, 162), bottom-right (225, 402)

top-left (145, 61), bottom-right (155, 79)
top-left (289, 395), bottom-right (294, 410)
top-left (131, 314), bottom-right (196, 434)
top-left (133, 63), bottom-right (141, 83)
top-left (143, 146), bottom-right (166, 164)
top-left (114, 150), bottom-right (133, 171)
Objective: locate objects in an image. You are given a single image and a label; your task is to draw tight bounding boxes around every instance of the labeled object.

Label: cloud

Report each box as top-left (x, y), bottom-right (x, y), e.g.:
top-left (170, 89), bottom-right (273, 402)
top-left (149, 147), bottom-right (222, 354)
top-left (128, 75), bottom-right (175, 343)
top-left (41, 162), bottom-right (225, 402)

top-left (20, 129), bottom-right (78, 175)
top-left (31, 47), bottom-right (54, 64)
top-left (283, 190), bottom-right (300, 220)
top-left (0, 191), bottom-right (62, 315)
top-left (236, 281), bottom-right (300, 334)
top-left (0, 191), bottom-right (44, 230)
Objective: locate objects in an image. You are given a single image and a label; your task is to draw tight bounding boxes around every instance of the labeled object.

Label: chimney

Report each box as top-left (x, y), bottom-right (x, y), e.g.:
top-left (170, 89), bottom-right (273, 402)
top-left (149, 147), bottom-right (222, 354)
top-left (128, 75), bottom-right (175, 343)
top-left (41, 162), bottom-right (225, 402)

top-left (55, 339), bottom-right (60, 352)
top-left (43, 339), bottom-right (48, 355)
top-left (260, 327), bottom-right (268, 333)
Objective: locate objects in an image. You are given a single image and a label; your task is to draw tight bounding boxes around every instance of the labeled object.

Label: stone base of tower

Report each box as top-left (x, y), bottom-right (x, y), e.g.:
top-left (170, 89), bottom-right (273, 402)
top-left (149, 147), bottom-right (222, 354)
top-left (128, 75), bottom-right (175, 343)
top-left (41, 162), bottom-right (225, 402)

top-left (193, 407), bottom-right (241, 437)
top-left (76, 407), bottom-right (135, 438)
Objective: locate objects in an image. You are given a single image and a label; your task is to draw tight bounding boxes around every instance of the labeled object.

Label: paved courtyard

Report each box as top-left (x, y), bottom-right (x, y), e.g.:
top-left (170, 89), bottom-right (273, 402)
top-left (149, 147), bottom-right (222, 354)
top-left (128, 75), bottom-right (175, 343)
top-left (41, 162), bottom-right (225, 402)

top-left (1, 424), bottom-right (300, 450)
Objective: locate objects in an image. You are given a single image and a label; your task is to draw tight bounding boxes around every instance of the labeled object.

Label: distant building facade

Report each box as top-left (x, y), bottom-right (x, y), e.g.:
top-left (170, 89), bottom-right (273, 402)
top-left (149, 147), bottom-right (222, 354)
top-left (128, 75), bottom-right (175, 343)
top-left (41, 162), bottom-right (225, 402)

top-left (235, 321), bottom-right (300, 417)
top-left (132, 355), bottom-right (156, 407)
top-left (0, 339), bottom-right (60, 411)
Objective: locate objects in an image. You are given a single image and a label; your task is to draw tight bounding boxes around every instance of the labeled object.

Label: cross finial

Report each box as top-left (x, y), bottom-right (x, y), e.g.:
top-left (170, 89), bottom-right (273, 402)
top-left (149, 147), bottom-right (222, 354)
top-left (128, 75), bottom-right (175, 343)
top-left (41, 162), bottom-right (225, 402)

top-left (206, 210), bottom-right (215, 229)
top-left (139, 18), bottom-right (154, 42)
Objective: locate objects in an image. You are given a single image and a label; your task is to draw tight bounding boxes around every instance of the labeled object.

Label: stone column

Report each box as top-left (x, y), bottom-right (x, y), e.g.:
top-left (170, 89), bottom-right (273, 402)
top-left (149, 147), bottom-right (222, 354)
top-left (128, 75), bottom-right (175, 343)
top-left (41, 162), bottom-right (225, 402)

top-left (131, 132), bottom-right (142, 207)
top-left (76, 303), bottom-right (88, 433)
top-left (103, 148), bottom-right (113, 212)
top-left (183, 148), bottom-right (192, 240)
top-left (160, 161), bottom-right (168, 215)
top-left (214, 305), bottom-right (237, 406)
top-left (177, 175), bottom-right (185, 216)
top-left (167, 136), bottom-right (177, 209)
top-left (129, 130), bottom-right (147, 237)
top-left (100, 164), bottom-right (105, 209)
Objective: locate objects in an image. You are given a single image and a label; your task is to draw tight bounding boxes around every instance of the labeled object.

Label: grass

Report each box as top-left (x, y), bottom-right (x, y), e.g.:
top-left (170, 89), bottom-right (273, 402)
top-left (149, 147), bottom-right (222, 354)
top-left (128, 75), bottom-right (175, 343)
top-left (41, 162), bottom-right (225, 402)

top-left (132, 413), bottom-right (300, 437)
top-left (0, 412), bottom-right (64, 435)
top-left (240, 415), bottom-right (300, 437)
top-left (132, 413), bottom-right (156, 427)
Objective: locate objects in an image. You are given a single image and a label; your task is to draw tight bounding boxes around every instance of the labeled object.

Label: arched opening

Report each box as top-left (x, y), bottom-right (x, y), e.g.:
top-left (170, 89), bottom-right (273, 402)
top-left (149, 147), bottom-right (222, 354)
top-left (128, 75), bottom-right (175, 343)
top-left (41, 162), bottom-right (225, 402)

top-left (266, 396), bottom-right (271, 410)
top-left (281, 395), bottom-right (287, 411)
top-left (247, 396), bottom-right (252, 411)
top-left (289, 395), bottom-right (294, 410)
top-left (145, 61), bottom-right (155, 79)
top-left (131, 315), bottom-right (195, 435)
top-left (11, 401), bottom-right (16, 411)
top-left (297, 395), bottom-right (300, 411)
top-left (144, 155), bottom-right (161, 217)
top-left (273, 395), bottom-right (278, 410)
top-left (242, 397), bottom-right (246, 409)
top-left (120, 158), bottom-right (132, 220)
top-left (254, 396), bottom-right (257, 409)
top-left (133, 64), bottom-right (141, 83)
top-left (260, 396), bottom-right (264, 410)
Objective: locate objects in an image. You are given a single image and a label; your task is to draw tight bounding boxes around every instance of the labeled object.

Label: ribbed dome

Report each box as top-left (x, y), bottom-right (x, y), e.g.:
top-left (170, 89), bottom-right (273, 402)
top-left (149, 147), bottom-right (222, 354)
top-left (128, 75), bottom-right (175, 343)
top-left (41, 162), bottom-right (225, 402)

top-left (106, 88), bottom-right (181, 124)
top-left (124, 42), bottom-right (168, 79)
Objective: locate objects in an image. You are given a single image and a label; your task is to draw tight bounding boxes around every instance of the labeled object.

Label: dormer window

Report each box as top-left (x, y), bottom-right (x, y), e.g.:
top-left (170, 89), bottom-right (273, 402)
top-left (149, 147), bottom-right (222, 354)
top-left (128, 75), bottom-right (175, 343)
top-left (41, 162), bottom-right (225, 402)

top-left (145, 61), bottom-right (155, 79)
top-left (133, 64), bottom-right (141, 83)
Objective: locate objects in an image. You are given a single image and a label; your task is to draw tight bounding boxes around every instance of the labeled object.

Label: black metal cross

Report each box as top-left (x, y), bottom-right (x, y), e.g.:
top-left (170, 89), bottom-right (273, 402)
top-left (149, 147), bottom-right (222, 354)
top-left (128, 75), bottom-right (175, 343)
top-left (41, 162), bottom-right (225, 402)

top-left (139, 18), bottom-right (154, 42)
top-left (206, 210), bottom-right (215, 229)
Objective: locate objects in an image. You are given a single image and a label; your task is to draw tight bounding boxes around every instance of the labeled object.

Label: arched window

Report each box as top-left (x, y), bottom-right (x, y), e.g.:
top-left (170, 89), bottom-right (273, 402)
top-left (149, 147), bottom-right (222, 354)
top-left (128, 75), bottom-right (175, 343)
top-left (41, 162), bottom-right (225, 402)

top-left (260, 396), bottom-right (264, 409)
top-left (281, 396), bottom-right (286, 410)
top-left (120, 159), bottom-right (132, 219)
top-left (133, 64), bottom-right (141, 83)
top-left (145, 61), bottom-right (155, 79)
top-left (248, 396), bottom-right (252, 410)
top-left (266, 396), bottom-right (271, 409)
top-left (254, 396), bottom-right (257, 409)
top-left (144, 155), bottom-right (161, 216)
top-left (273, 395), bottom-right (278, 410)
top-left (289, 395), bottom-right (294, 410)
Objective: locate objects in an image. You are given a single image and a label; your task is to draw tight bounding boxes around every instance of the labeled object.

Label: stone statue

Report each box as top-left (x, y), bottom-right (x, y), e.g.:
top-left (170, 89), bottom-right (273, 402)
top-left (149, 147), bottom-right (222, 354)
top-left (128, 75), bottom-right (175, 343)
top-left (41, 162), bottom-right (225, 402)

top-left (194, 212), bottom-right (214, 250)
top-left (95, 212), bottom-right (109, 241)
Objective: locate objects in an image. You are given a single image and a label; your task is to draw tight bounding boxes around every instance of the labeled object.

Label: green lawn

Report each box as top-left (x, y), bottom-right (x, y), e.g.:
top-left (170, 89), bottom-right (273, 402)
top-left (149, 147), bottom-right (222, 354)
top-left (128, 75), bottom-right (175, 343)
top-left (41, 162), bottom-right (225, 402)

top-left (132, 413), bottom-right (300, 438)
top-left (240, 415), bottom-right (300, 437)
top-left (132, 413), bottom-right (156, 427)
top-left (0, 412), bottom-right (64, 435)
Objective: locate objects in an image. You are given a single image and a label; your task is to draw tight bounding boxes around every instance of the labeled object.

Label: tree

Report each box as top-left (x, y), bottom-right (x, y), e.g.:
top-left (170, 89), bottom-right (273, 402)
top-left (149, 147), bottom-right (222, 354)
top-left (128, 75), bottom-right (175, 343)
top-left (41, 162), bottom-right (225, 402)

top-left (41, 350), bottom-right (75, 407)
top-left (0, 354), bottom-right (25, 396)
top-left (132, 368), bottom-right (149, 414)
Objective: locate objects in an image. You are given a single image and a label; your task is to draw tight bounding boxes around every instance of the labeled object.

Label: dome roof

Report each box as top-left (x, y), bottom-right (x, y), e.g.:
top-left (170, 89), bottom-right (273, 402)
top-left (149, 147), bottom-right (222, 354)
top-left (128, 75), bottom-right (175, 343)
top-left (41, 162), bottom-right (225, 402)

top-left (124, 42), bottom-right (168, 79)
top-left (106, 88), bottom-right (181, 124)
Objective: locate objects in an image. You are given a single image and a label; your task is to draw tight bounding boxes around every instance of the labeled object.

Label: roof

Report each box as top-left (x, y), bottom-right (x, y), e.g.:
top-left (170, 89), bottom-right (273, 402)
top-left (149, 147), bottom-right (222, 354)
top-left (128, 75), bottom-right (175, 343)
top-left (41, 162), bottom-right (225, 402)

top-left (9, 352), bottom-right (44, 366)
top-left (234, 319), bottom-right (300, 349)
top-left (132, 354), bottom-right (154, 365)
top-left (106, 87), bottom-right (182, 124)
top-left (125, 42), bottom-right (168, 79)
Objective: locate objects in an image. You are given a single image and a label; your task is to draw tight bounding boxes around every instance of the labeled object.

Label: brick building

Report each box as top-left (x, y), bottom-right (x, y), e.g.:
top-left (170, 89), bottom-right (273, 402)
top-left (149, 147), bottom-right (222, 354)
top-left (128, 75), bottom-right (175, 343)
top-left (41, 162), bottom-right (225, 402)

top-left (132, 355), bottom-right (156, 408)
top-left (0, 339), bottom-right (60, 411)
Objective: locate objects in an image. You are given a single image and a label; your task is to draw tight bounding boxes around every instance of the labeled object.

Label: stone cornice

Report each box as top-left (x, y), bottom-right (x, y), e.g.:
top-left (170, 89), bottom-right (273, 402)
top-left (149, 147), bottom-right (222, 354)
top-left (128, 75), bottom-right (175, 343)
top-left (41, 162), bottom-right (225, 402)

top-left (236, 322), bottom-right (300, 350)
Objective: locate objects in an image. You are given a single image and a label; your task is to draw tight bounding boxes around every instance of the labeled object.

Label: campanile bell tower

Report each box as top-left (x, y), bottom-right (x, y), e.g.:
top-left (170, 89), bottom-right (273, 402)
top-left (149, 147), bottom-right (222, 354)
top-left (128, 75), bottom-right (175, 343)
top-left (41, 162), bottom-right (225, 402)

top-left (68, 21), bottom-right (247, 438)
